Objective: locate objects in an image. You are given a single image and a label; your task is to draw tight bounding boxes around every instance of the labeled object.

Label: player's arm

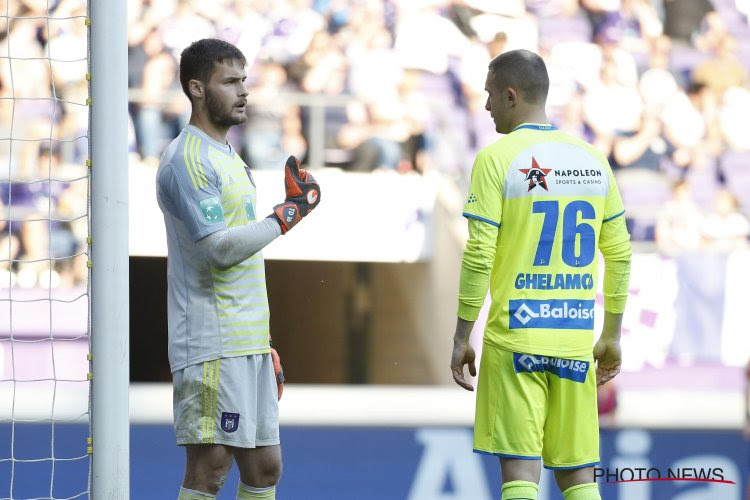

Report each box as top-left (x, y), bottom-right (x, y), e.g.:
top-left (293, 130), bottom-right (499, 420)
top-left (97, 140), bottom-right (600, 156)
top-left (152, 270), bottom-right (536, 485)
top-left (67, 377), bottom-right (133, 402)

top-left (157, 158), bottom-right (280, 270)
top-left (593, 171), bottom-right (632, 385)
top-left (452, 150), bottom-right (502, 391)
top-left (196, 219), bottom-right (281, 271)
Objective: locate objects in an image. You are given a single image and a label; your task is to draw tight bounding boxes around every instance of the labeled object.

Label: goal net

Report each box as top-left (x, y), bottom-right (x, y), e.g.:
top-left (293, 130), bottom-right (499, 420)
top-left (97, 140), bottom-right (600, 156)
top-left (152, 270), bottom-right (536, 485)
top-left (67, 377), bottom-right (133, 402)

top-left (0, 1), bottom-right (91, 498)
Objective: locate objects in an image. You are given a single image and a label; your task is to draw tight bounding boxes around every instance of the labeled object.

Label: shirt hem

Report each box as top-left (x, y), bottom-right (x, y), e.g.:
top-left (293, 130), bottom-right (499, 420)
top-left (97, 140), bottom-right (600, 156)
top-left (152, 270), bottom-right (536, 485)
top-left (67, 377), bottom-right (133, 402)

top-left (485, 337), bottom-right (593, 360)
top-left (171, 348), bottom-right (272, 373)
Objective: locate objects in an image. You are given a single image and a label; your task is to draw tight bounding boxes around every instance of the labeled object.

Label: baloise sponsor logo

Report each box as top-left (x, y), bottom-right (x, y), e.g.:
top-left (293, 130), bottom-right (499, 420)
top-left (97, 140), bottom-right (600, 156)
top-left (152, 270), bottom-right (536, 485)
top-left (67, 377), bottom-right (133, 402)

top-left (513, 353), bottom-right (589, 383)
top-left (509, 299), bottom-right (595, 330)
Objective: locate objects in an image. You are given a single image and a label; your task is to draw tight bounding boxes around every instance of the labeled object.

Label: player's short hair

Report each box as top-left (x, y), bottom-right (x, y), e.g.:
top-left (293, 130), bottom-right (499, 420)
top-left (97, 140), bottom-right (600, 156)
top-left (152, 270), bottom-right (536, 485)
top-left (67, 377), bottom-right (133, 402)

top-left (179, 39), bottom-right (246, 102)
top-left (488, 49), bottom-right (549, 105)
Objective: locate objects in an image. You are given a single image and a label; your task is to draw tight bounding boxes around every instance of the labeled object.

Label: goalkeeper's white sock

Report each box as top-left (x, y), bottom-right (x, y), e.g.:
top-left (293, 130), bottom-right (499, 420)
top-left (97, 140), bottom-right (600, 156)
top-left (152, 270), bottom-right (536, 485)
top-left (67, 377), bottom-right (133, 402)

top-left (178, 486), bottom-right (216, 499)
top-left (237, 481), bottom-right (275, 499)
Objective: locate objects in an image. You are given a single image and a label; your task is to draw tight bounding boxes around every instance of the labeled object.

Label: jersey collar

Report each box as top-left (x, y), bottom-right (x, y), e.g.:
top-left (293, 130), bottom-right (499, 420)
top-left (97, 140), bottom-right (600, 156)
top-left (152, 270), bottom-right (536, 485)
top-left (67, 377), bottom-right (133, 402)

top-left (513, 123), bottom-right (556, 132)
top-left (184, 124), bottom-right (234, 155)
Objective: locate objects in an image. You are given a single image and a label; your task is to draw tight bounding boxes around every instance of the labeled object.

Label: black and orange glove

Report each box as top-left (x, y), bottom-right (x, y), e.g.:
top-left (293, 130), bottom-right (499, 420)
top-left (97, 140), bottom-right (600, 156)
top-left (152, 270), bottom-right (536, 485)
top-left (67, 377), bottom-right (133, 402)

top-left (267, 156), bottom-right (321, 234)
top-left (271, 348), bottom-right (284, 401)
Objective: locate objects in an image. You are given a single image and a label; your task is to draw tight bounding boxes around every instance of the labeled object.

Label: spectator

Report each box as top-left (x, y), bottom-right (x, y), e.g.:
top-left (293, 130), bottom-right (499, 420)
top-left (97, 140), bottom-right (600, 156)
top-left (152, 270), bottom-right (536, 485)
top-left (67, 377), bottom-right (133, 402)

top-left (133, 28), bottom-right (183, 161)
top-left (244, 62), bottom-right (299, 169)
top-left (655, 180), bottom-right (704, 255)
top-left (0, 196), bottom-right (20, 288)
top-left (702, 189), bottom-right (750, 253)
top-left (692, 35), bottom-right (749, 98)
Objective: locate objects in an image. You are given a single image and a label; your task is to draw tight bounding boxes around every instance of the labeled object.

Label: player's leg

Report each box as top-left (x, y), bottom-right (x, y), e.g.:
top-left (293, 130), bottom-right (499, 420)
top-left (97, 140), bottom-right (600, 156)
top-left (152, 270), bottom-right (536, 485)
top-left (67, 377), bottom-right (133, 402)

top-left (543, 356), bottom-right (601, 500)
top-left (499, 458), bottom-right (541, 499)
top-left (232, 445), bottom-right (282, 499)
top-left (474, 345), bottom-right (548, 500)
top-left (555, 467), bottom-right (599, 499)
top-left (174, 361), bottom-right (234, 497)
top-left (180, 444), bottom-right (234, 497)
top-left (231, 353), bottom-right (282, 499)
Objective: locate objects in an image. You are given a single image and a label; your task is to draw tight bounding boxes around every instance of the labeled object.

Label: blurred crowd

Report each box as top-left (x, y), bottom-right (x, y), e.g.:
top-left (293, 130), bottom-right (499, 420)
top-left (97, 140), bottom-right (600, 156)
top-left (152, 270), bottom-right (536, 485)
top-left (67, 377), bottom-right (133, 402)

top-left (1, 0), bottom-right (750, 289)
top-left (124, 0), bottom-right (750, 251)
top-left (0, 0), bottom-right (89, 288)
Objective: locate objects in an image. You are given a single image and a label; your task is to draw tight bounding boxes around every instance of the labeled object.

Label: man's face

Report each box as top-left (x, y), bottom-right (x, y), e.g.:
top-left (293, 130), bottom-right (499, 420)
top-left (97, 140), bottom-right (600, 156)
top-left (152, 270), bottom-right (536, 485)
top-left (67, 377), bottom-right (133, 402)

top-left (484, 71), bottom-right (511, 134)
top-left (204, 59), bottom-right (248, 128)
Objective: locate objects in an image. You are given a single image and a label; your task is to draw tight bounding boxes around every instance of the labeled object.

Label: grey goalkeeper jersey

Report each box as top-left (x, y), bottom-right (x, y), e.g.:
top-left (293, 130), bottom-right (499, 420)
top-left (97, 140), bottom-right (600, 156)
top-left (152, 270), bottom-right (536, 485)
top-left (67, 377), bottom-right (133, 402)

top-left (156, 125), bottom-right (271, 372)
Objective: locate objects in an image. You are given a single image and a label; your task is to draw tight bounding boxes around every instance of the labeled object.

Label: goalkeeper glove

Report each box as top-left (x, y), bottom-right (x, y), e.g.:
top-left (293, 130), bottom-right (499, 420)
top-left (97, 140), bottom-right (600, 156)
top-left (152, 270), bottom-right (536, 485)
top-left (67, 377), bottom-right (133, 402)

top-left (271, 348), bottom-right (284, 401)
top-left (267, 156), bottom-right (321, 234)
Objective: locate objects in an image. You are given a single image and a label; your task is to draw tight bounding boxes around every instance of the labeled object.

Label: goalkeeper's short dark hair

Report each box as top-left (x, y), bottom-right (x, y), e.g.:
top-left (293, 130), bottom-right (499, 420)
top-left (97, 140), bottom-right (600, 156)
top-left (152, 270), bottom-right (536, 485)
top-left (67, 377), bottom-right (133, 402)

top-left (179, 39), bottom-right (247, 102)
top-left (488, 49), bottom-right (549, 105)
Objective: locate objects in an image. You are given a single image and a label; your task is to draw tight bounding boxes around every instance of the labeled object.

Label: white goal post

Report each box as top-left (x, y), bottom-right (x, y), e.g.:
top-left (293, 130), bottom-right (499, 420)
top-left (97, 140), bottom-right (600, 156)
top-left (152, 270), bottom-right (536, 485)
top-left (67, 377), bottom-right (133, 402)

top-left (89, 0), bottom-right (129, 498)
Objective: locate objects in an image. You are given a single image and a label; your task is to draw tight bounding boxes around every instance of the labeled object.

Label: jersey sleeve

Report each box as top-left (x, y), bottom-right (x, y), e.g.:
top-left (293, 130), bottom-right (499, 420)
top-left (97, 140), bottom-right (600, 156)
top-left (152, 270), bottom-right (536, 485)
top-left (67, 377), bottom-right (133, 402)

top-left (463, 149), bottom-right (504, 228)
top-left (157, 157), bottom-right (226, 242)
top-left (458, 218), bottom-right (498, 320)
top-left (603, 167), bottom-right (625, 223)
top-left (599, 168), bottom-right (632, 313)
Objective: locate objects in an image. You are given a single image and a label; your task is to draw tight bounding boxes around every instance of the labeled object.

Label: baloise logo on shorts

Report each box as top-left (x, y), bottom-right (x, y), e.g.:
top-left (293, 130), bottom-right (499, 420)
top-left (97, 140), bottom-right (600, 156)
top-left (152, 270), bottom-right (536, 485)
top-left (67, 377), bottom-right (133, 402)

top-left (513, 353), bottom-right (589, 382)
top-left (509, 299), bottom-right (595, 330)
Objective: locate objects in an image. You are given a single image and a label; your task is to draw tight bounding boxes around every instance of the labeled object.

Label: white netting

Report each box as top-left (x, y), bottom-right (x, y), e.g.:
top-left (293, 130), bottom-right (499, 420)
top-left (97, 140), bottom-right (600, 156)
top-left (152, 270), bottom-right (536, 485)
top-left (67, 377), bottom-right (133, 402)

top-left (0, 0), bottom-right (90, 498)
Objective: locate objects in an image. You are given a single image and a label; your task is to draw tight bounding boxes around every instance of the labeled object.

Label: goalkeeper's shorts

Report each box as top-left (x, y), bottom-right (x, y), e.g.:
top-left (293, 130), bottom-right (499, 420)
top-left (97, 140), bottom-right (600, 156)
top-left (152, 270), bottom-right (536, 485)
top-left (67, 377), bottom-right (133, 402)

top-left (473, 342), bottom-right (599, 469)
top-left (172, 353), bottom-right (280, 448)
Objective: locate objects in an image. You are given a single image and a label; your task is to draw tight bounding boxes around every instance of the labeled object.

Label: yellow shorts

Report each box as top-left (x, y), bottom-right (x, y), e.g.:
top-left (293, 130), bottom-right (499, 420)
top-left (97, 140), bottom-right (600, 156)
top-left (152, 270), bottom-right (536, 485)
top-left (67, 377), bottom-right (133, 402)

top-left (473, 342), bottom-right (600, 469)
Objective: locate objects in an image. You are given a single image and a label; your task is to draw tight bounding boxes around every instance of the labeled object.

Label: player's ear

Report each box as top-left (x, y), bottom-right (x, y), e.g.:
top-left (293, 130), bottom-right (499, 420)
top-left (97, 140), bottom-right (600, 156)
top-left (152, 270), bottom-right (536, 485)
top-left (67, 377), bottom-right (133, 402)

top-left (188, 79), bottom-right (204, 100)
top-left (506, 87), bottom-right (518, 107)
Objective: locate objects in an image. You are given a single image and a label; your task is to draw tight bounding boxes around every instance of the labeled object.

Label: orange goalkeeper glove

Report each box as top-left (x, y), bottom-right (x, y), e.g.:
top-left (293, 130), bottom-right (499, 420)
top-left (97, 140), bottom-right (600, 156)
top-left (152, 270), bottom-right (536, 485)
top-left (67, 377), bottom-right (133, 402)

top-left (267, 156), bottom-right (321, 234)
top-left (271, 348), bottom-right (284, 401)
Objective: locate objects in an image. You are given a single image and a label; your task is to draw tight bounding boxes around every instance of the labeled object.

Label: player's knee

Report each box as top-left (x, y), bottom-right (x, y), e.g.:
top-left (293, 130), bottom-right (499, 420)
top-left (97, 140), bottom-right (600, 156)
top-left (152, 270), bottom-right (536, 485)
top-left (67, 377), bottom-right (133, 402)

top-left (186, 456), bottom-right (233, 494)
top-left (205, 461), bottom-right (233, 493)
top-left (261, 457), bottom-right (282, 486)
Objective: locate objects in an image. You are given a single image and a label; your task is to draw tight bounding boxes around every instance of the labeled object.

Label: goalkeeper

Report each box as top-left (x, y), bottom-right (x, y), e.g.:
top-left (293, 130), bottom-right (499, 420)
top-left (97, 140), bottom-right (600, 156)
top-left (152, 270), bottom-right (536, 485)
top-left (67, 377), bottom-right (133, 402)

top-left (450, 50), bottom-right (631, 500)
top-left (156, 39), bottom-right (320, 500)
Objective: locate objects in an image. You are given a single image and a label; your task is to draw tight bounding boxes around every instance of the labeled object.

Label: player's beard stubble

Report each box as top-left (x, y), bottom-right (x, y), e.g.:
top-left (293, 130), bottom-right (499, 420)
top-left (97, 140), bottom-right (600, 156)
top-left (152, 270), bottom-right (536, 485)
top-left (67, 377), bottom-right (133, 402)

top-left (205, 87), bottom-right (246, 129)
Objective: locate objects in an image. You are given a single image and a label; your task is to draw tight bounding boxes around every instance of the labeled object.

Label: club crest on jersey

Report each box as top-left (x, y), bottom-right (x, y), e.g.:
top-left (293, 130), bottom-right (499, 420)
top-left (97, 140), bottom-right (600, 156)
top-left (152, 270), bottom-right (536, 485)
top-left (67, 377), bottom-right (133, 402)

top-left (221, 412), bottom-right (240, 433)
top-left (519, 157), bottom-right (551, 191)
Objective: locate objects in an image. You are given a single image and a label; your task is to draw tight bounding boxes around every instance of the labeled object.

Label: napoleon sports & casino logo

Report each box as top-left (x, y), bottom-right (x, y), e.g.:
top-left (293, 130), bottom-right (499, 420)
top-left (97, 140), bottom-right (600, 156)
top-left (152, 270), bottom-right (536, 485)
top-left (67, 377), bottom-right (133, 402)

top-left (519, 156), bottom-right (604, 191)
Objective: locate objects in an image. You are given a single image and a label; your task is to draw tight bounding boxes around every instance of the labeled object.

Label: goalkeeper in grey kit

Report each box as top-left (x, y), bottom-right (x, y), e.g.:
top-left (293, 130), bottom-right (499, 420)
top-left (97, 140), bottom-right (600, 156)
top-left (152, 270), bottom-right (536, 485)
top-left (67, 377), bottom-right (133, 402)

top-left (155, 39), bottom-right (320, 500)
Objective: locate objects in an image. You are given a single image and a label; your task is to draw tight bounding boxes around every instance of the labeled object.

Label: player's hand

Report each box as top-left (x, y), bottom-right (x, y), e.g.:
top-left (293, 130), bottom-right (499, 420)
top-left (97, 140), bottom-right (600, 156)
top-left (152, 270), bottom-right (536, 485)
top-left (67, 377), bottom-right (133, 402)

top-left (271, 348), bottom-right (284, 401)
top-left (451, 340), bottom-right (477, 391)
top-left (593, 337), bottom-right (621, 386)
top-left (284, 155), bottom-right (320, 216)
top-left (268, 202), bottom-right (302, 234)
top-left (267, 156), bottom-right (321, 234)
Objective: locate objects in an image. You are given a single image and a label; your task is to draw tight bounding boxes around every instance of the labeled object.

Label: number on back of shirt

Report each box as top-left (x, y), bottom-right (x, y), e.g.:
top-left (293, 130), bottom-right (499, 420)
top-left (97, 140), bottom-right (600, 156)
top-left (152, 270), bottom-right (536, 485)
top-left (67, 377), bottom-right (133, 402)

top-left (532, 200), bottom-right (595, 267)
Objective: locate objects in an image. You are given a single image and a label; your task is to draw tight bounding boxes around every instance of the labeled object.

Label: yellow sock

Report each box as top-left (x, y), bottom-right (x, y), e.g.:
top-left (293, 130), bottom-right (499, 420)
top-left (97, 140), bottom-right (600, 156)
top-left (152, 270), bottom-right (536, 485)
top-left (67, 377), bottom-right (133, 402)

top-left (563, 482), bottom-right (601, 500)
top-left (501, 480), bottom-right (538, 500)
top-left (237, 481), bottom-right (275, 499)
top-left (178, 487), bottom-right (215, 499)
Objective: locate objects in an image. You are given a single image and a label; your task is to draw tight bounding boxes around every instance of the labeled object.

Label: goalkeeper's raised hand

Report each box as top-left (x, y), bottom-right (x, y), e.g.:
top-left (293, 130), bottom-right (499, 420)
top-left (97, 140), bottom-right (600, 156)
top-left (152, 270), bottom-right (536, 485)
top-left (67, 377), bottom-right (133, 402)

top-left (267, 156), bottom-right (321, 234)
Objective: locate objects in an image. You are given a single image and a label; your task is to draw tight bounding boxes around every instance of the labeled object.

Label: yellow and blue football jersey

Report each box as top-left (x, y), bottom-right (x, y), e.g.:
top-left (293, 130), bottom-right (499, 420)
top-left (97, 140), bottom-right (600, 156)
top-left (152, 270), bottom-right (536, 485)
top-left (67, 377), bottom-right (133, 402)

top-left (460, 124), bottom-right (631, 358)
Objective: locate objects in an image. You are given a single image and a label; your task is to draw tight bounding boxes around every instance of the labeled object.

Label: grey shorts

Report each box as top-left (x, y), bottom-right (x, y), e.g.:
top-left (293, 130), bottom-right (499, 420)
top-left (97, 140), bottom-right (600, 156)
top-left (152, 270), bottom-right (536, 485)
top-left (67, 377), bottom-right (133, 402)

top-left (172, 354), bottom-right (280, 448)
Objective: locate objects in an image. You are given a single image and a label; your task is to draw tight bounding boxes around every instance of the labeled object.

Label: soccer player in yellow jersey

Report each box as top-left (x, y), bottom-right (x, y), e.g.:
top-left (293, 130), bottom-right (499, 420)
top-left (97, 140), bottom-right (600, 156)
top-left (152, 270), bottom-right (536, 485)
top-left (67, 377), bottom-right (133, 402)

top-left (450, 50), bottom-right (631, 500)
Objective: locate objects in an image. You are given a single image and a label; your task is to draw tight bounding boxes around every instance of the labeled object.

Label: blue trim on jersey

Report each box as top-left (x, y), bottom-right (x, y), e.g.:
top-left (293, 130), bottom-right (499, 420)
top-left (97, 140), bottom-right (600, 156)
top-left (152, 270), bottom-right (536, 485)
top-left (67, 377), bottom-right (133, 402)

top-left (544, 461), bottom-right (600, 470)
top-left (463, 212), bottom-right (501, 228)
top-left (513, 123), bottom-right (556, 132)
top-left (473, 450), bottom-right (541, 460)
top-left (603, 210), bottom-right (625, 223)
